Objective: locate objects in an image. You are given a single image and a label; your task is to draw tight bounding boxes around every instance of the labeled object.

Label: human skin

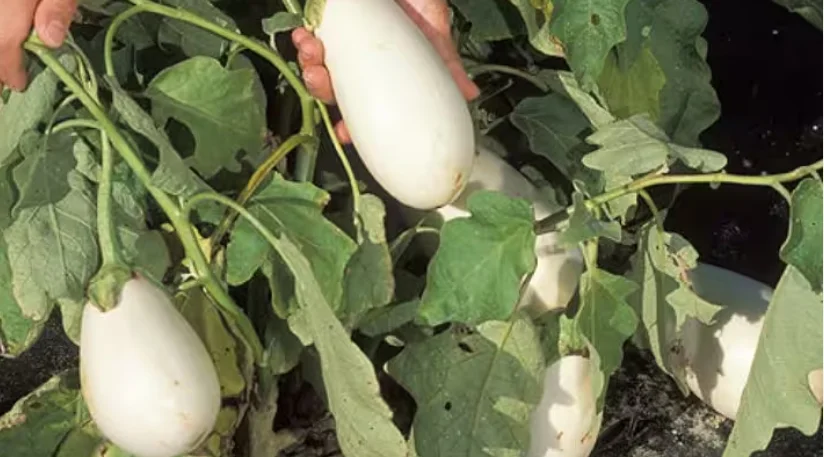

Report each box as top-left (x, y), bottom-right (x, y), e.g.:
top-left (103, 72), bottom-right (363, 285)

top-left (291, 0), bottom-right (480, 143)
top-left (0, 0), bottom-right (77, 91)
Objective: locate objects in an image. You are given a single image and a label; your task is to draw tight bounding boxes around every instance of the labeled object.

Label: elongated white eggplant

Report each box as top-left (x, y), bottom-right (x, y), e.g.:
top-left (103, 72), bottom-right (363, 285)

top-left (315, 0), bottom-right (476, 210)
top-left (80, 276), bottom-right (221, 457)
top-left (528, 355), bottom-right (602, 457)
top-left (677, 262), bottom-right (773, 420)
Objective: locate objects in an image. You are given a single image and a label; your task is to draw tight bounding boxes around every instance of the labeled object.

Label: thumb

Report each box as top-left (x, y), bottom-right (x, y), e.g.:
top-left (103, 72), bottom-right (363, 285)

top-left (34, 0), bottom-right (77, 48)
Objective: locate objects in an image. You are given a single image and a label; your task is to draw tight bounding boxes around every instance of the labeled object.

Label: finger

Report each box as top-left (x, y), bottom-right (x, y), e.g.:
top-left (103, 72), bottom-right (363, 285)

top-left (447, 61), bottom-right (481, 101)
top-left (335, 120), bottom-right (351, 144)
top-left (303, 65), bottom-right (335, 104)
top-left (34, 0), bottom-right (76, 48)
top-left (296, 36), bottom-right (324, 69)
top-left (0, 0), bottom-right (39, 91)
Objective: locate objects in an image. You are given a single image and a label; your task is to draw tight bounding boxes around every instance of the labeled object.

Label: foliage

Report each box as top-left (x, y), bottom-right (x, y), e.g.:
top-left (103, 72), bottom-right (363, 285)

top-left (0, 0), bottom-right (821, 457)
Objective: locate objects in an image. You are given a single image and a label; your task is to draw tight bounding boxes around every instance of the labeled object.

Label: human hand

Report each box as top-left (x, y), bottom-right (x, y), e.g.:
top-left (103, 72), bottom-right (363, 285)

top-left (0, 0), bottom-right (77, 91)
top-left (291, 0), bottom-right (480, 144)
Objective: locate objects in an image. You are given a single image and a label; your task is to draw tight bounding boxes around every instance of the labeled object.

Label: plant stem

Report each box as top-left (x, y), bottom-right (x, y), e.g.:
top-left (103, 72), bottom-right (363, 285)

top-left (104, 5), bottom-right (148, 77)
top-left (535, 160), bottom-right (824, 234)
top-left (637, 189), bottom-right (663, 234)
top-left (282, 0), bottom-right (304, 15)
top-left (49, 118), bottom-right (101, 135)
top-left (210, 134), bottom-right (315, 247)
top-left (467, 64), bottom-right (549, 91)
top-left (317, 102), bottom-right (361, 214)
top-left (97, 134), bottom-right (121, 265)
top-left (26, 41), bottom-right (264, 363)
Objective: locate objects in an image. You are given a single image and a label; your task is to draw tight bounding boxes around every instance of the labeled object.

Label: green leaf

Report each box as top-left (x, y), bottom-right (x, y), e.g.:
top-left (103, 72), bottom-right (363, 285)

top-left (0, 371), bottom-right (90, 456)
top-left (11, 132), bottom-right (77, 216)
top-left (157, 0), bottom-right (237, 58)
top-left (305, 0), bottom-right (327, 29)
top-left (0, 59), bottom-right (71, 165)
top-left (508, 0), bottom-right (565, 56)
top-left (358, 299), bottom-right (420, 337)
top-left (262, 12), bottom-right (304, 35)
top-left (107, 77), bottom-right (207, 198)
top-left (263, 316), bottom-right (304, 376)
top-left (146, 57), bottom-right (267, 178)
top-left (549, 0), bottom-right (631, 90)
top-left (0, 235), bottom-right (44, 357)
top-left (510, 93), bottom-right (594, 181)
top-left (599, 43), bottom-right (666, 122)
top-left (539, 70), bottom-right (616, 128)
top-left (418, 191), bottom-right (537, 325)
top-left (176, 288), bottom-right (247, 398)
top-left (339, 195), bottom-right (394, 328)
top-left (575, 268), bottom-right (638, 405)
top-left (226, 174), bottom-right (356, 310)
top-left (386, 314), bottom-right (545, 457)
top-left (618, 0), bottom-right (721, 146)
top-left (779, 178), bottom-right (822, 292)
top-left (772, 0), bottom-right (821, 30)
top-left (627, 225), bottom-right (722, 386)
top-left (583, 114), bottom-right (726, 174)
top-left (451, 0), bottom-right (526, 41)
top-left (3, 167), bottom-right (97, 326)
top-left (723, 266), bottom-right (823, 457)
top-left (264, 232), bottom-right (408, 457)
top-left (558, 192), bottom-right (622, 246)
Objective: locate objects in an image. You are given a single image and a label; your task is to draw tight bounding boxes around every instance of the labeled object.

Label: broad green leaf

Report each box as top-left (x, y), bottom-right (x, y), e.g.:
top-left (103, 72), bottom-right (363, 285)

top-left (225, 174), bottom-right (356, 309)
top-left (509, 93), bottom-right (594, 181)
top-left (0, 371), bottom-right (91, 456)
top-left (508, 0), bottom-right (565, 56)
top-left (147, 57), bottom-right (267, 178)
top-left (0, 235), bottom-right (43, 357)
top-left (262, 12), bottom-right (304, 35)
top-left (723, 266), bottom-right (823, 457)
top-left (626, 225), bottom-right (722, 387)
top-left (358, 299), bottom-right (420, 337)
top-left (557, 192), bottom-right (622, 246)
top-left (602, 173), bottom-right (636, 222)
top-left (418, 191), bottom-right (536, 325)
top-left (575, 268), bottom-right (638, 405)
top-left (599, 43), bottom-right (666, 122)
top-left (12, 132), bottom-right (77, 215)
top-left (263, 316), bottom-right (304, 376)
top-left (549, 0), bottom-right (631, 90)
top-left (0, 58), bottom-right (71, 165)
top-left (176, 288), bottom-right (247, 398)
top-left (107, 77), bottom-right (207, 198)
top-left (263, 232), bottom-right (408, 457)
top-left (619, 0), bottom-right (721, 146)
top-left (779, 178), bottom-right (822, 292)
top-left (583, 114), bottom-right (726, 175)
top-left (386, 314), bottom-right (545, 457)
top-left (772, 0), bottom-right (821, 30)
top-left (539, 70), bottom-right (616, 128)
top-left (3, 168), bottom-right (97, 325)
top-left (339, 195), bottom-right (394, 328)
top-left (451, 0), bottom-right (526, 41)
top-left (158, 0), bottom-right (237, 58)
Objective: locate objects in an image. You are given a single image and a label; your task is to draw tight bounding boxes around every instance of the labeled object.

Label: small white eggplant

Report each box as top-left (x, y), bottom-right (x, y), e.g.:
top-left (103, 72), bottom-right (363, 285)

top-left (80, 276), bottom-right (221, 457)
top-left (528, 355), bottom-right (602, 457)
top-left (677, 262), bottom-right (773, 420)
top-left (403, 143), bottom-right (584, 314)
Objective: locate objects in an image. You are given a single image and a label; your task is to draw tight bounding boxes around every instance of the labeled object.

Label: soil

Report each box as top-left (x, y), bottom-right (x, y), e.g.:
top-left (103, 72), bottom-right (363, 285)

top-left (0, 0), bottom-right (821, 456)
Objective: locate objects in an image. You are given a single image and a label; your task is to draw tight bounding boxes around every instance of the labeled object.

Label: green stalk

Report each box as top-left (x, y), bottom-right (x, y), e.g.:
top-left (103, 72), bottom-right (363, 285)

top-left (317, 102), bottom-right (361, 214)
top-left (466, 63), bottom-right (549, 91)
top-left (26, 41), bottom-right (264, 363)
top-left (535, 160), bottom-right (824, 234)
top-left (97, 134), bottom-right (121, 266)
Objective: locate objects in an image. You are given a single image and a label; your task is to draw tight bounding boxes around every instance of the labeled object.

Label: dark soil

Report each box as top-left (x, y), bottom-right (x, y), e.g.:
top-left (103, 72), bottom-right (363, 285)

top-left (0, 0), bottom-right (820, 456)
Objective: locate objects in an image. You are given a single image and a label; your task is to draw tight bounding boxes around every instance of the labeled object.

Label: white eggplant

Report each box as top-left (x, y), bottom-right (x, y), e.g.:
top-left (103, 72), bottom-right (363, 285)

top-left (80, 276), bottom-right (221, 457)
top-left (677, 262), bottom-right (773, 420)
top-left (315, 0), bottom-right (476, 210)
top-left (528, 355), bottom-right (602, 457)
top-left (403, 143), bottom-right (584, 314)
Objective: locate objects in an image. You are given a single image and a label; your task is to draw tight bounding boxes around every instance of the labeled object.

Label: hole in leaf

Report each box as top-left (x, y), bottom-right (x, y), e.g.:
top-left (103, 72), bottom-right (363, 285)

top-left (444, 402), bottom-right (452, 411)
top-left (591, 13), bottom-right (600, 25)
top-left (458, 342), bottom-right (474, 353)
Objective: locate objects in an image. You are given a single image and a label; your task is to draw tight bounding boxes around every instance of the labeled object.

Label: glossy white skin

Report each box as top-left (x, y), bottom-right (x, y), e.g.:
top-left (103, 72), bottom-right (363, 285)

top-left (80, 277), bottom-right (221, 457)
top-left (316, 0), bottom-right (476, 210)
top-left (528, 355), bottom-right (602, 457)
top-left (677, 263), bottom-right (773, 420)
top-left (403, 145), bottom-right (584, 314)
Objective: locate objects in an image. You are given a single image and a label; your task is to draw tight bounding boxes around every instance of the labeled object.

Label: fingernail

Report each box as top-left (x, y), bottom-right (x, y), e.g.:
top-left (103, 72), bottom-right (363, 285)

top-left (44, 20), bottom-right (68, 46)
